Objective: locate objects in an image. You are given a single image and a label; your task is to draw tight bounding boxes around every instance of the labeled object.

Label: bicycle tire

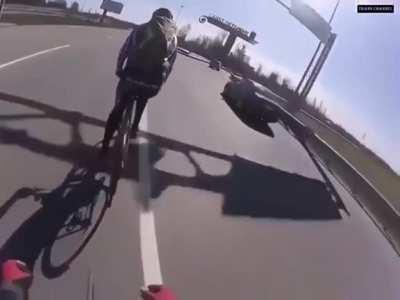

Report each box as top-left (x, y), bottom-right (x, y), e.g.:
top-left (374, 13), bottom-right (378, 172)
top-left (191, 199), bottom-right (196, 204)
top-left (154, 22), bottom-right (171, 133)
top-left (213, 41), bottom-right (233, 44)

top-left (41, 185), bottom-right (111, 279)
top-left (121, 100), bottom-right (135, 168)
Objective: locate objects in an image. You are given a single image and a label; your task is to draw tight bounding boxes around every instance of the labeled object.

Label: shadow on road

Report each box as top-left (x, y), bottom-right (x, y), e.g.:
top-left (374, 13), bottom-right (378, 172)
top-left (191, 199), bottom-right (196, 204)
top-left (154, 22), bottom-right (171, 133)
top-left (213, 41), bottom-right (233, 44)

top-left (0, 187), bottom-right (43, 220)
top-left (0, 90), bottom-right (345, 222)
top-left (0, 164), bottom-right (110, 278)
top-left (140, 134), bottom-right (342, 220)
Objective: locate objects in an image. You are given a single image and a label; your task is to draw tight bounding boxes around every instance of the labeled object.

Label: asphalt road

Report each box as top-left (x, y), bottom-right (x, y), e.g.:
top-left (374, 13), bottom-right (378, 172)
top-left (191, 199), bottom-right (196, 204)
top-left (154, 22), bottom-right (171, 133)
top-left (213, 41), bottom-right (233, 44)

top-left (0, 25), bottom-right (399, 300)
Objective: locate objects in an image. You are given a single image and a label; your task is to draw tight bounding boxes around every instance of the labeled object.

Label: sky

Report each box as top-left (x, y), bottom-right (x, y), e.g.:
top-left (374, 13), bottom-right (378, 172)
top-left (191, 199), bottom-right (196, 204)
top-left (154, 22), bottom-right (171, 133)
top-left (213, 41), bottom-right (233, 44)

top-left (70, 0), bottom-right (399, 173)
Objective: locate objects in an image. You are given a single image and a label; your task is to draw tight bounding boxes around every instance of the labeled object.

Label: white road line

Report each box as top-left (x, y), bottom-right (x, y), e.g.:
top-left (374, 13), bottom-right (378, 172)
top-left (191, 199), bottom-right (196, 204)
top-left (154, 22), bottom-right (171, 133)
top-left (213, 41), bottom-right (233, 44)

top-left (140, 210), bottom-right (163, 285)
top-left (138, 109), bottom-right (163, 286)
top-left (0, 44), bottom-right (70, 70)
top-left (86, 271), bottom-right (94, 300)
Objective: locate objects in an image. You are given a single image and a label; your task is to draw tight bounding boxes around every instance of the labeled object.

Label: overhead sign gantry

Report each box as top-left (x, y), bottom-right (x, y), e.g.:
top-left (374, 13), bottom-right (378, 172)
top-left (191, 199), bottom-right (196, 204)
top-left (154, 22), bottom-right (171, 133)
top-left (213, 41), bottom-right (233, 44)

top-left (276, 0), bottom-right (339, 99)
top-left (199, 15), bottom-right (257, 61)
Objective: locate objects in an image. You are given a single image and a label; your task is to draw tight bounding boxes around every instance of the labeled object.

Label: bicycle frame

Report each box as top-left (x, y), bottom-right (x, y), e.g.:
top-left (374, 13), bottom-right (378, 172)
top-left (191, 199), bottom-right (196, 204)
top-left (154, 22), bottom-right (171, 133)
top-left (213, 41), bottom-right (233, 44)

top-left (120, 98), bottom-right (136, 168)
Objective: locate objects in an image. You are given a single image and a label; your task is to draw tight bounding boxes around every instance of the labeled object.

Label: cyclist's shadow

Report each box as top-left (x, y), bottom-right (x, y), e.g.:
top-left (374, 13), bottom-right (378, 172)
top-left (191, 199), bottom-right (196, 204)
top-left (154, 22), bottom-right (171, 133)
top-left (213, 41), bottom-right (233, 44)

top-left (0, 164), bottom-right (110, 279)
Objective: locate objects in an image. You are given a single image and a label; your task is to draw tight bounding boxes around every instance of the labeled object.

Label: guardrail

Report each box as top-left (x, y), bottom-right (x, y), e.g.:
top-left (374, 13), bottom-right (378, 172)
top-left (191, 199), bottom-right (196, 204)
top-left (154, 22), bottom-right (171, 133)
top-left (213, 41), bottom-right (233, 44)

top-left (253, 81), bottom-right (360, 147)
top-left (5, 3), bottom-right (65, 12)
top-left (259, 93), bottom-right (400, 255)
top-left (307, 135), bottom-right (400, 252)
top-left (299, 109), bottom-right (360, 149)
top-left (3, 4), bottom-right (66, 17)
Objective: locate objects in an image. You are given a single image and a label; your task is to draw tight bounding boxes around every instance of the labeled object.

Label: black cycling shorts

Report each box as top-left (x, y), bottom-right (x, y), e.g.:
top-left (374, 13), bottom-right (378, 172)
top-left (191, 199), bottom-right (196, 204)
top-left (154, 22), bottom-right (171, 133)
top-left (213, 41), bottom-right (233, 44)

top-left (116, 77), bottom-right (160, 103)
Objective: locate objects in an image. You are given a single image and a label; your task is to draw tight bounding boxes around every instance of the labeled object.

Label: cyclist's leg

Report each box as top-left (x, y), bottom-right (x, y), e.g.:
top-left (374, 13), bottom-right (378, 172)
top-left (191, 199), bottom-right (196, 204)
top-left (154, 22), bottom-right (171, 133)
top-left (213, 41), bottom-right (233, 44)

top-left (102, 104), bottom-right (124, 151)
top-left (114, 78), bottom-right (124, 105)
top-left (131, 97), bottom-right (149, 136)
top-left (102, 84), bottom-right (130, 151)
top-left (131, 83), bottom-right (160, 136)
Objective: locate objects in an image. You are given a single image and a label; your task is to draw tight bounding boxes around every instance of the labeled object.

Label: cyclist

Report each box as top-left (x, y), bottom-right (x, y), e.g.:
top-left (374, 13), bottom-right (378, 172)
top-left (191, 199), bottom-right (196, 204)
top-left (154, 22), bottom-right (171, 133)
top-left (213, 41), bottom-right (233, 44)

top-left (101, 8), bottom-right (178, 154)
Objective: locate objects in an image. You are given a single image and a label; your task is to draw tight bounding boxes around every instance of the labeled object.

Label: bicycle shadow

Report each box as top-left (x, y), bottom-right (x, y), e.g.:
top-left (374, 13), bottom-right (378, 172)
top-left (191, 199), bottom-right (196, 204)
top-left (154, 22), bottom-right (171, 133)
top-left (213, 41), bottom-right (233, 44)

top-left (0, 164), bottom-right (111, 278)
top-left (0, 91), bottom-right (347, 221)
top-left (0, 188), bottom-right (43, 220)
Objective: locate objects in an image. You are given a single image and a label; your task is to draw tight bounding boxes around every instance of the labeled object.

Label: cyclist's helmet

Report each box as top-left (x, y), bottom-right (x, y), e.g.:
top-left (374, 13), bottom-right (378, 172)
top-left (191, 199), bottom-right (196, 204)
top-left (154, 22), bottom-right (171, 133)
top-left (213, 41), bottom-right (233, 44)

top-left (152, 8), bottom-right (173, 20)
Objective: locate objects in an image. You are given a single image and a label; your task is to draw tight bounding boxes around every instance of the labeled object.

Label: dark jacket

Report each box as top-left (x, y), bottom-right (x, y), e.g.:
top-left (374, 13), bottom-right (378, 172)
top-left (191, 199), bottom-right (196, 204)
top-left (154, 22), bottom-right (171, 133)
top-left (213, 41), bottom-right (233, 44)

top-left (117, 17), bottom-right (178, 86)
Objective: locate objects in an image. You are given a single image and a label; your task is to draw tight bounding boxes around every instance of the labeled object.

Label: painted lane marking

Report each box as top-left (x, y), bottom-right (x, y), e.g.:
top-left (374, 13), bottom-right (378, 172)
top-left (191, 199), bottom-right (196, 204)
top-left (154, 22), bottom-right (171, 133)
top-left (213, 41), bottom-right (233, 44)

top-left (138, 109), bottom-right (163, 286)
top-left (0, 44), bottom-right (70, 70)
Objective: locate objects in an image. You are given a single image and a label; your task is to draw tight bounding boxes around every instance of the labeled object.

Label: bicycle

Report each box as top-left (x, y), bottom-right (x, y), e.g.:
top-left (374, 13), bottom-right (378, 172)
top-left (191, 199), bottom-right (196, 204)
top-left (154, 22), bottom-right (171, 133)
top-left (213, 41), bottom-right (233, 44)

top-left (42, 79), bottom-right (158, 271)
top-left (109, 77), bottom-right (158, 202)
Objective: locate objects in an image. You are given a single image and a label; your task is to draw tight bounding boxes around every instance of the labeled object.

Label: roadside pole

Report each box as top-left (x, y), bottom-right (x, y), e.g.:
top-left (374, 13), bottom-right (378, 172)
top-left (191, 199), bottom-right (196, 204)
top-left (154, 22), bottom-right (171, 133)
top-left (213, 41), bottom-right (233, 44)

top-left (99, 0), bottom-right (124, 24)
top-left (295, 0), bottom-right (341, 96)
top-left (295, 42), bottom-right (322, 94)
top-left (300, 33), bottom-right (337, 98)
top-left (274, 0), bottom-right (340, 99)
top-left (100, 9), bottom-right (107, 23)
top-left (0, 0), bottom-right (6, 22)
